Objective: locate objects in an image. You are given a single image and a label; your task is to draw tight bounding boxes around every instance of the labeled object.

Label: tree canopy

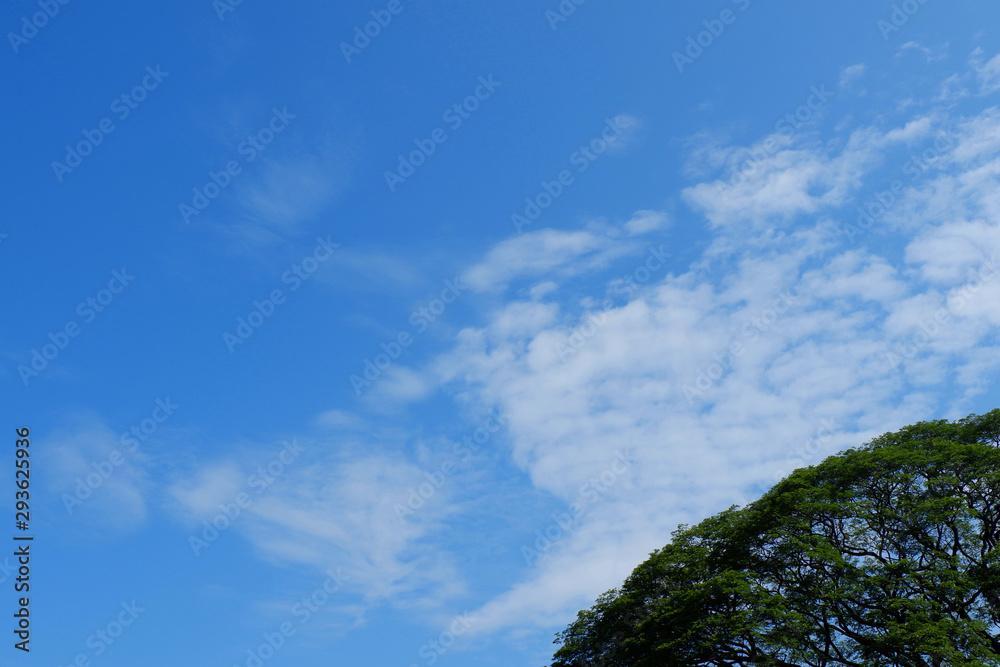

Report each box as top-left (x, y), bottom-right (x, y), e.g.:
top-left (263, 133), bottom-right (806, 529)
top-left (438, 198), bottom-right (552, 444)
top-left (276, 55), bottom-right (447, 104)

top-left (551, 409), bottom-right (1000, 667)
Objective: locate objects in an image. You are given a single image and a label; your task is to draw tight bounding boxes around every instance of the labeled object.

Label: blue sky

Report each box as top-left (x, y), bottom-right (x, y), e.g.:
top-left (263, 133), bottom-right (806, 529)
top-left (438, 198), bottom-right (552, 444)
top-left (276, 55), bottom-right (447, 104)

top-left (3, 0), bottom-right (1000, 665)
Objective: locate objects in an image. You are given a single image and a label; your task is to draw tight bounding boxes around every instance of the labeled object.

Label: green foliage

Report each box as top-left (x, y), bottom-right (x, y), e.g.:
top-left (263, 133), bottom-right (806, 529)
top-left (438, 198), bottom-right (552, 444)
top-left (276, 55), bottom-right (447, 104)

top-left (552, 409), bottom-right (1000, 667)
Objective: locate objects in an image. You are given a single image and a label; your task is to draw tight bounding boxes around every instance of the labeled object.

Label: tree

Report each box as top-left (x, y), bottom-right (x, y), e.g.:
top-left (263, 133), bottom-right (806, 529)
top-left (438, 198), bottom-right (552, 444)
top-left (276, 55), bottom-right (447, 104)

top-left (552, 409), bottom-right (1000, 667)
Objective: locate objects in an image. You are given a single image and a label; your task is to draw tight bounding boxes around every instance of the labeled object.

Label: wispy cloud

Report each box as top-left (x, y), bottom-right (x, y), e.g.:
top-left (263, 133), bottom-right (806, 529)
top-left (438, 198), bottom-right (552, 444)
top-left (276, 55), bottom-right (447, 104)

top-left (897, 41), bottom-right (949, 63)
top-left (971, 48), bottom-right (1000, 95)
top-left (43, 414), bottom-right (149, 531)
top-left (838, 63), bottom-right (867, 89)
top-left (165, 437), bottom-right (466, 614)
top-left (415, 54), bottom-right (1000, 638)
top-left (682, 119), bottom-right (935, 230)
top-left (234, 153), bottom-right (345, 230)
top-left (462, 210), bottom-right (668, 292)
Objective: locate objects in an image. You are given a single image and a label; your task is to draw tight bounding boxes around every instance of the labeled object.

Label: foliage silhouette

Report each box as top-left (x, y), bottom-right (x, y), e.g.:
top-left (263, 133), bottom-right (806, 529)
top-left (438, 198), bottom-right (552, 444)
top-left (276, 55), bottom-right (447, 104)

top-left (552, 409), bottom-right (1000, 667)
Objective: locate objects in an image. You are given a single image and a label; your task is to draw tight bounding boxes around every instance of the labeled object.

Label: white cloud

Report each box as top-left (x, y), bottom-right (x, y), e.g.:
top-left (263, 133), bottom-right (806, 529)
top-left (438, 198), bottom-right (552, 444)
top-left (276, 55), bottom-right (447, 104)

top-left (462, 229), bottom-right (610, 292)
top-left (883, 116), bottom-right (935, 143)
top-left (971, 48), bottom-right (1000, 95)
top-left (167, 441), bottom-right (465, 610)
top-left (320, 247), bottom-right (428, 293)
top-left (681, 126), bottom-right (896, 230)
top-left (314, 409), bottom-right (366, 430)
top-left (936, 49), bottom-right (1000, 101)
top-left (44, 416), bottom-right (148, 530)
top-left (604, 114), bottom-right (643, 152)
top-left (937, 73), bottom-right (971, 102)
top-left (193, 115), bottom-right (353, 251)
top-left (623, 209), bottom-right (669, 235)
top-left (422, 86), bottom-right (1000, 639)
top-left (838, 63), bottom-right (867, 89)
top-left (897, 41), bottom-right (949, 63)
top-left (365, 366), bottom-right (434, 406)
top-left (168, 461), bottom-right (245, 520)
top-left (461, 212), bottom-right (666, 293)
top-left (799, 250), bottom-right (908, 305)
top-left (129, 52), bottom-right (1000, 646)
top-left (235, 154), bottom-right (343, 230)
top-left (244, 454), bottom-right (463, 602)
